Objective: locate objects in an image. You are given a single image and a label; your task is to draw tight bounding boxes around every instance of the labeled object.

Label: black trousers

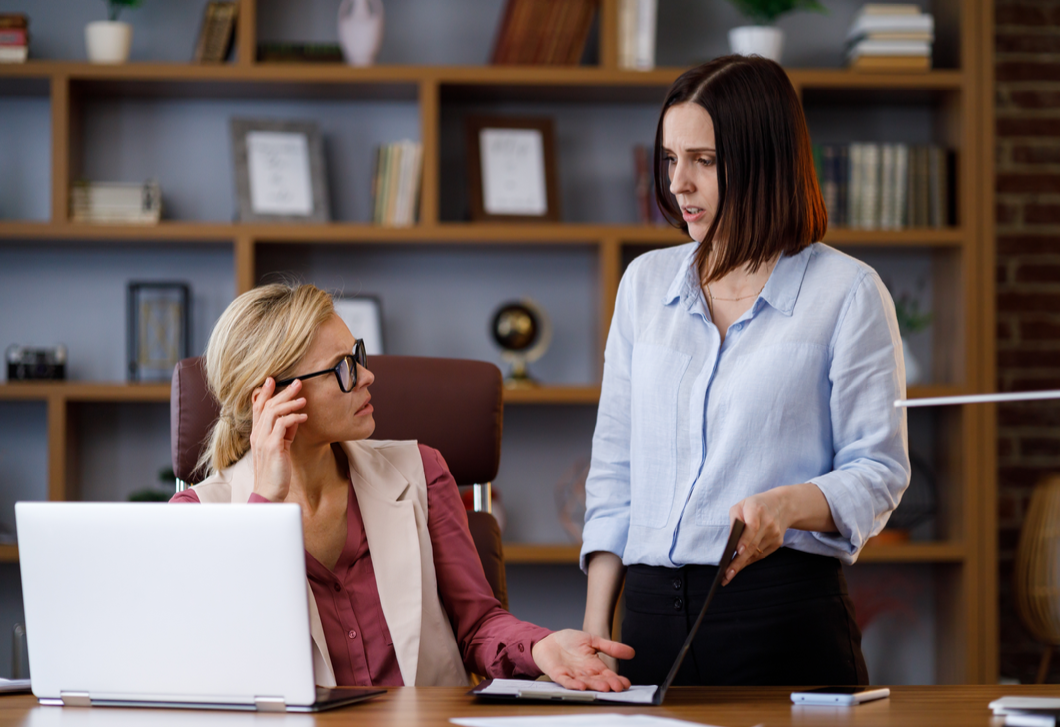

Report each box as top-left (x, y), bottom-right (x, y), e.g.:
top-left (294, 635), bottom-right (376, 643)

top-left (619, 547), bottom-right (869, 686)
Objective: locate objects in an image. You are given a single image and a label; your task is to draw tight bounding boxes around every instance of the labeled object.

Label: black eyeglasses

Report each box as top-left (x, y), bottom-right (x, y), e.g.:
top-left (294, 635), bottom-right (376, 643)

top-left (274, 339), bottom-right (368, 393)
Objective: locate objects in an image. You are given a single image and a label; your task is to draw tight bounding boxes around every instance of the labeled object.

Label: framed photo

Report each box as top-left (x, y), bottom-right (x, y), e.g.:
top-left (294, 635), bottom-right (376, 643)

top-left (127, 281), bottom-right (191, 382)
top-left (333, 296), bottom-right (385, 355)
top-left (465, 116), bottom-right (560, 222)
top-left (230, 118), bottom-right (330, 223)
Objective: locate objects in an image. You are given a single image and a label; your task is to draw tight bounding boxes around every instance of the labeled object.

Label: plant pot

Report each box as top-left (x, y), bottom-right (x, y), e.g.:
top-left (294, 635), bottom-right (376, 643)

top-left (337, 0), bottom-right (384, 67)
top-left (85, 20), bottom-right (132, 64)
top-left (727, 25), bottom-right (784, 63)
top-left (902, 336), bottom-right (923, 385)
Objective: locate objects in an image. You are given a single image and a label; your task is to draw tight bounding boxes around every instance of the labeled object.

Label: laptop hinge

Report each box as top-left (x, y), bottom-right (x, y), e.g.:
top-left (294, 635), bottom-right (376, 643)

top-left (254, 696), bottom-right (286, 712)
top-left (59, 691), bottom-right (92, 707)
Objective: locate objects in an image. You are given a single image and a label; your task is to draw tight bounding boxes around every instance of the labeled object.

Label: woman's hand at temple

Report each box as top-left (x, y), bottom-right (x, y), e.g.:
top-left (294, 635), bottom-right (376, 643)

top-left (531, 629), bottom-right (634, 691)
top-left (249, 377), bottom-right (307, 502)
top-left (724, 482), bottom-right (838, 586)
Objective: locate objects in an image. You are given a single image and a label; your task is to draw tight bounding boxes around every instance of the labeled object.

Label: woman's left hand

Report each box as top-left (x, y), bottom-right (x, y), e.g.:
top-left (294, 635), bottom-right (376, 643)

top-left (725, 483), bottom-right (837, 586)
top-left (530, 629), bottom-right (634, 692)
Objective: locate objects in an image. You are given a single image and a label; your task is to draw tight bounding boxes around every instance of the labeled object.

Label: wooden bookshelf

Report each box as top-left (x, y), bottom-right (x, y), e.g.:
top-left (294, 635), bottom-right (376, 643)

top-left (0, 0), bottom-right (995, 683)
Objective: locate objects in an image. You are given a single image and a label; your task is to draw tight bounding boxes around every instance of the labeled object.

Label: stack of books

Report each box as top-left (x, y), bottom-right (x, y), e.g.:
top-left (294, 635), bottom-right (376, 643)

top-left (617, 0), bottom-right (656, 70)
top-left (0, 14), bottom-right (28, 64)
top-left (990, 696), bottom-right (1060, 726)
top-left (846, 4), bottom-right (934, 72)
top-left (371, 141), bottom-right (423, 227)
top-left (70, 181), bottom-right (162, 224)
top-left (491, 0), bottom-right (597, 65)
top-left (813, 143), bottom-right (954, 229)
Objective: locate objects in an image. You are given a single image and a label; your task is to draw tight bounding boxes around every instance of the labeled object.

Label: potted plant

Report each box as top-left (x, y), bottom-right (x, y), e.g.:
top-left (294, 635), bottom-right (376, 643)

top-left (894, 293), bottom-right (932, 385)
top-left (86, 0), bottom-right (141, 64)
top-left (726, 0), bottom-right (826, 63)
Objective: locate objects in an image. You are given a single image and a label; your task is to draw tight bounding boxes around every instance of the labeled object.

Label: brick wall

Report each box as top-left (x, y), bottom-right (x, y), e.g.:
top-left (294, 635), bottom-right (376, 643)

top-left (996, 0), bottom-right (1060, 683)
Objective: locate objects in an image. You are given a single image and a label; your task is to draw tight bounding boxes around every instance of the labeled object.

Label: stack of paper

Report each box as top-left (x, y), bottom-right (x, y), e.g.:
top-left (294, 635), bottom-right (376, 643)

top-left (70, 180), bottom-right (162, 224)
top-left (990, 697), bottom-right (1060, 726)
top-left (846, 4), bottom-right (934, 72)
top-left (371, 140), bottom-right (422, 227)
top-left (617, 0), bottom-right (657, 70)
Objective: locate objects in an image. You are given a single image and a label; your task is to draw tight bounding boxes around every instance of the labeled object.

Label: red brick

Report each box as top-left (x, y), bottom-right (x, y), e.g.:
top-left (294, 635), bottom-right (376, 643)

top-left (998, 35), bottom-right (1060, 55)
top-left (1021, 319), bottom-right (1060, 339)
top-left (1016, 262), bottom-right (1060, 281)
top-left (997, 118), bottom-right (1060, 137)
top-left (996, 4), bottom-right (1049, 25)
top-left (1000, 401), bottom-right (1060, 426)
top-left (998, 173), bottom-right (1060, 193)
top-left (1024, 204), bottom-right (1060, 224)
top-left (1012, 144), bottom-right (1060, 164)
top-left (999, 349), bottom-right (1060, 367)
top-left (998, 290), bottom-right (1060, 312)
top-left (997, 62), bottom-right (1060, 83)
top-left (998, 234), bottom-right (1060, 254)
top-left (1020, 437), bottom-right (1060, 456)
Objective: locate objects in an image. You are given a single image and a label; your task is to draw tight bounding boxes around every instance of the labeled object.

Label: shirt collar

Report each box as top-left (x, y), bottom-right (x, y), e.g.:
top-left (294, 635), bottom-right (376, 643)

top-left (663, 242), bottom-right (816, 316)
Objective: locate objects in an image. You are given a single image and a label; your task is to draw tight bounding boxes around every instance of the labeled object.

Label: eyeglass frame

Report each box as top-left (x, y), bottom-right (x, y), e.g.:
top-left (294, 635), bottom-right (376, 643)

top-left (273, 339), bottom-right (368, 393)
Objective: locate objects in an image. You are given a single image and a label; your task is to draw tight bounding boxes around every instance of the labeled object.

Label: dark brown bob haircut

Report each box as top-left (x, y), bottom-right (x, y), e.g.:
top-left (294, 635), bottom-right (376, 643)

top-left (654, 55), bottom-right (827, 285)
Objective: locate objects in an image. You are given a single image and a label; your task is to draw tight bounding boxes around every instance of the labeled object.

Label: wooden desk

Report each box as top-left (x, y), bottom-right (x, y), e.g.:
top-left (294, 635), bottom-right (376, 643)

top-left (1, 685), bottom-right (1056, 726)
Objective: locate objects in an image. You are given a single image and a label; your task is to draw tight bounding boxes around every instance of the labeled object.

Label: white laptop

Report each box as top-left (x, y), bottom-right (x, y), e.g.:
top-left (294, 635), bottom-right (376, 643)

top-left (15, 502), bottom-right (384, 712)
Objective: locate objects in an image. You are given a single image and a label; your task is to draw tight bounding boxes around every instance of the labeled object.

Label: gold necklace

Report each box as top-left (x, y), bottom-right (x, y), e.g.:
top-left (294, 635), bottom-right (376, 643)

top-left (705, 282), bottom-right (766, 303)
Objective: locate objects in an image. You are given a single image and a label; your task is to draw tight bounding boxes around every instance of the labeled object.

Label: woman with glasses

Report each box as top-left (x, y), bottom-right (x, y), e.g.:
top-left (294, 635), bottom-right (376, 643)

top-left (172, 283), bottom-right (633, 690)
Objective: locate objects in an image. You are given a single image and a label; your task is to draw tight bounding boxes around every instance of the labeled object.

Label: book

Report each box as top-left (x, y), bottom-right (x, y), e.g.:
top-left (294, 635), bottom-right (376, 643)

top-left (633, 0), bottom-right (657, 70)
top-left (256, 42), bottom-right (343, 63)
top-left (895, 143), bottom-right (909, 228)
top-left (0, 13), bottom-right (27, 29)
top-left (0, 45), bottom-right (28, 63)
top-left (847, 39), bottom-right (932, 58)
top-left (847, 12), bottom-right (934, 40)
top-left (70, 181), bottom-right (162, 224)
top-left (371, 141), bottom-right (423, 226)
top-left (491, 0), bottom-right (596, 65)
top-left (849, 54), bottom-right (931, 71)
top-left (192, 1), bottom-right (237, 64)
top-left (860, 4), bottom-right (923, 14)
top-left (880, 143), bottom-right (896, 229)
top-left (0, 28), bottom-right (28, 46)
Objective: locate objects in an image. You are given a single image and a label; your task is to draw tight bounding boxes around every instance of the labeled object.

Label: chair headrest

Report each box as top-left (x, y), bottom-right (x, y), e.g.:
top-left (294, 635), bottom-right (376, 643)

top-left (171, 355), bottom-right (504, 486)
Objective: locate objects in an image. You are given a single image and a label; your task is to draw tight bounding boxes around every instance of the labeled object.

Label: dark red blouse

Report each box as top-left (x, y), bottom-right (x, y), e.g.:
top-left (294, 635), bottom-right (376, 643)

top-left (171, 444), bottom-right (550, 685)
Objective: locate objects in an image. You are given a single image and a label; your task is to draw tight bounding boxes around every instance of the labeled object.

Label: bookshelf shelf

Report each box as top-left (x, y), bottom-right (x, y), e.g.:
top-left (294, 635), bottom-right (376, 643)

top-left (0, 545), bottom-right (18, 564)
top-left (0, 0), bottom-right (994, 685)
top-left (503, 540), bottom-right (968, 566)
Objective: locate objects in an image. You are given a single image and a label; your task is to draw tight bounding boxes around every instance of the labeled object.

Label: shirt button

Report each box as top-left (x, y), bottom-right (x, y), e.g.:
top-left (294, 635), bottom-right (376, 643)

top-left (673, 597), bottom-right (683, 611)
top-left (517, 643), bottom-right (525, 653)
top-left (348, 630), bottom-right (357, 639)
top-left (333, 583), bottom-right (341, 592)
top-left (672, 578), bottom-right (682, 590)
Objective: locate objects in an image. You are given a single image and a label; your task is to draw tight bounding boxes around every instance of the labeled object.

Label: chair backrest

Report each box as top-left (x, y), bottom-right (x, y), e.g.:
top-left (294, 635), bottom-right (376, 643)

top-left (170, 354), bottom-right (508, 609)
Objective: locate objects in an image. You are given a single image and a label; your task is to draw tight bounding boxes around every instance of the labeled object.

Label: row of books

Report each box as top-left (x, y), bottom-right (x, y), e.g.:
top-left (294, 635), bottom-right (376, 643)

top-left (0, 14), bottom-right (27, 64)
top-left (814, 144), bottom-right (955, 230)
top-left (617, 0), bottom-right (657, 71)
top-left (633, 145), bottom-right (666, 226)
top-left (491, 0), bottom-right (597, 65)
top-left (70, 181), bottom-right (163, 225)
top-left (371, 141), bottom-right (423, 227)
top-left (846, 3), bottom-right (934, 72)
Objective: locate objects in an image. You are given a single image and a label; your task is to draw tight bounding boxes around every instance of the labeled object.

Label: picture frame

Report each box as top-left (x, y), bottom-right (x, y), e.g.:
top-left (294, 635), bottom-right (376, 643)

top-left (230, 118), bottom-right (330, 223)
top-left (465, 116), bottom-right (560, 223)
top-left (127, 281), bottom-right (191, 382)
top-left (332, 295), bottom-right (385, 355)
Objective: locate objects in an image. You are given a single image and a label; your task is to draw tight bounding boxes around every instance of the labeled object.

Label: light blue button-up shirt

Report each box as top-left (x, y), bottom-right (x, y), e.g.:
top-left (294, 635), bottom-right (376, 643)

top-left (580, 241), bottom-right (910, 570)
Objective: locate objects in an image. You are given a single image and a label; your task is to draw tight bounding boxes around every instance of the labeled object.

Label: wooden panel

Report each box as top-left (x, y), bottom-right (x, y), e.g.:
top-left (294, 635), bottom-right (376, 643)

top-left (598, 0), bottom-right (618, 70)
top-left (235, 234), bottom-right (255, 294)
top-left (502, 386), bottom-right (600, 405)
top-left (418, 79), bottom-right (440, 226)
top-left (237, 0), bottom-right (257, 67)
top-left (0, 545), bottom-right (17, 563)
top-left (46, 395), bottom-right (66, 501)
top-left (49, 75), bottom-right (70, 223)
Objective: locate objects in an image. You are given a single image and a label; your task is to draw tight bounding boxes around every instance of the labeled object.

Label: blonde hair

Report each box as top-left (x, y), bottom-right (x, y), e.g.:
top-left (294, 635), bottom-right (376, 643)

top-left (198, 283), bottom-right (335, 475)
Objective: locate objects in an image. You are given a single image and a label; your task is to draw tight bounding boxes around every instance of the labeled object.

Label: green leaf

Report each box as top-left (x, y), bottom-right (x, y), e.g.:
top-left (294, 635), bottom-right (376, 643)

top-left (727, 0), bottom-right (827, 25)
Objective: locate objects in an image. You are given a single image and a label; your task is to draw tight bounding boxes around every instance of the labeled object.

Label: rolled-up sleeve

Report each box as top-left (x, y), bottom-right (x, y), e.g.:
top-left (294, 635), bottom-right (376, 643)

top-left (580, 268), bottom-right (636, 572)
top-left (809, 271), bottom-right (911, 561)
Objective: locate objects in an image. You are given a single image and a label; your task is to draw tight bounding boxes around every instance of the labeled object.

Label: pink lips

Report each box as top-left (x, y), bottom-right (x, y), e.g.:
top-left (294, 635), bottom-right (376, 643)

top-left (682, 208), bottom-right (706, 223)
top-left (355, 396), bottom-right (373, 416)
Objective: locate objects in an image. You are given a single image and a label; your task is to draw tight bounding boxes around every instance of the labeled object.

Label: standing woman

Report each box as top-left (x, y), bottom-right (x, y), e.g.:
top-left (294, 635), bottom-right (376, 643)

top-left (581, 55), bottom-right (910, 686)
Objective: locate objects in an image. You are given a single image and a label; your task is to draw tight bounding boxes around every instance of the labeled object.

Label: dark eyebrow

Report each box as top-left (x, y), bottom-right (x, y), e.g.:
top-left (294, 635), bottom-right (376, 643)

top-left (661, 146), bottom-right (716, 154)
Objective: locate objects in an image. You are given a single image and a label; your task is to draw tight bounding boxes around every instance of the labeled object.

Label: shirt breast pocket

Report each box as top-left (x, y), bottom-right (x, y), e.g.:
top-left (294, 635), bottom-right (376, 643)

top-left (629, 343), bottom-right (692, 529)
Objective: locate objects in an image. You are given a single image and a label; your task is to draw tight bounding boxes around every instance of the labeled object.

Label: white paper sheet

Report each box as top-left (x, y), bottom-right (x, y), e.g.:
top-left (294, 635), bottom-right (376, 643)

top-left (480, 129), bottom-right (548, 216)
top-left (452, 715), bottom-right (722, 727)
top-left (475, 679), bottom-right (657, 704)
top-left (246, 130), bottom-right (313, 215)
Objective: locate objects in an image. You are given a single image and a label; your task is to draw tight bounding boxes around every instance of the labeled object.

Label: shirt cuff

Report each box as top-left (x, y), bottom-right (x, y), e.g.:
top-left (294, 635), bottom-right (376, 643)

top-left (503, 625), bottom-right (553, 678)
top-left (579, 517), bottom-right (629, 573)
top-left (808, 473), bottom-right (876, 558)
top-left (247, 492), bottom-right (271, 504)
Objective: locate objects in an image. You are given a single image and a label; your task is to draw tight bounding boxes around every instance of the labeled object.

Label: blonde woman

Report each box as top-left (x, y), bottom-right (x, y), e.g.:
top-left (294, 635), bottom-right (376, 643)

top-left (172, 283), bottom-right (633, 690)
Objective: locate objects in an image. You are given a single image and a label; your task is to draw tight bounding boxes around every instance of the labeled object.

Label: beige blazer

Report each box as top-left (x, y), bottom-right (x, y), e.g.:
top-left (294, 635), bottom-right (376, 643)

top-left (191, 439), bottom-right (470, 687)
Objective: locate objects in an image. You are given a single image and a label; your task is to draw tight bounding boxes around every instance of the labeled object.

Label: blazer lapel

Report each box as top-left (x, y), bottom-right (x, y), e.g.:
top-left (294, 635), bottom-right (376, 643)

top-left (341, 441), bottom-right (423, 686)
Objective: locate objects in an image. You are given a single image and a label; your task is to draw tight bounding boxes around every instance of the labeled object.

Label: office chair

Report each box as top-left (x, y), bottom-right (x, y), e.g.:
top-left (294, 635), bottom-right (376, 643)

top-left (170, 354), bottom-right (508, 610)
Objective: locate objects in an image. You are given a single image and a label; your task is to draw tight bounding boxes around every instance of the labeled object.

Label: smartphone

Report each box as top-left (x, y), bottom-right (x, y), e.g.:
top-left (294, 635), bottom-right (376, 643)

top-left (790, 686), bottom-right (891, 706)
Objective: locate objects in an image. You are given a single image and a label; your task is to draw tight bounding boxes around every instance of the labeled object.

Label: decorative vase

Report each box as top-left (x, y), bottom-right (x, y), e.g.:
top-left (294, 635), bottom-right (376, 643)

top-left (85, 20), bottom-right (132, 64)
top-left (337, 0), bottom-right (384, 67)
top-left (727, 25), bottom-right (784, 63)
top-left (902, 336), bottom-right (923, 385)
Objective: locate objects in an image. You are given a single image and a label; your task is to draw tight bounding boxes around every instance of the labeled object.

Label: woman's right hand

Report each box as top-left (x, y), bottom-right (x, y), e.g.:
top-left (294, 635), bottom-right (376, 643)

top-left (250, 377), bottom-right (307, 502)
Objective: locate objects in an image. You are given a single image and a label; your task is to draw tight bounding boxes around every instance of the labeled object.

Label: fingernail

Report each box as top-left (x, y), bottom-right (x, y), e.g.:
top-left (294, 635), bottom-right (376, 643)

top-left (738, 545), bottom-right (745, 554)
top-left (727, 569), bottom-right (735, 578)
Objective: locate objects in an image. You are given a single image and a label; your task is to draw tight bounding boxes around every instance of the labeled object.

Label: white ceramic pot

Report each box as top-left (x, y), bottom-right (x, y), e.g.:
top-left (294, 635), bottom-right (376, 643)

top-left (85, 20), bottom-right (132, 64)
top-left (728, 25), bottom-right (784, 63)
top-left (902, 336), bottom-right (923, 385)
top-left (337, 0), bottom-right (385, 67)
